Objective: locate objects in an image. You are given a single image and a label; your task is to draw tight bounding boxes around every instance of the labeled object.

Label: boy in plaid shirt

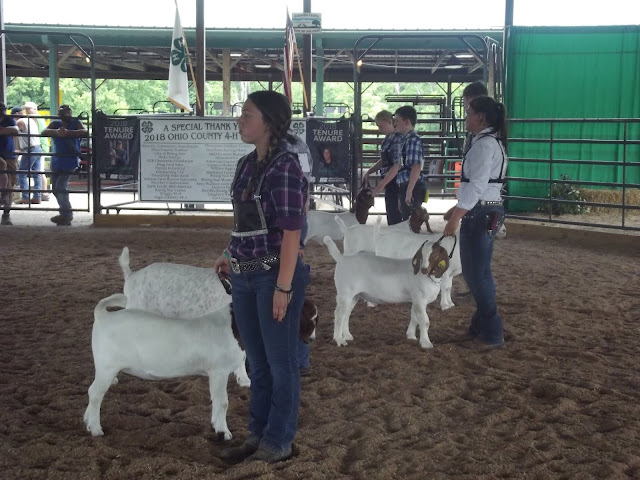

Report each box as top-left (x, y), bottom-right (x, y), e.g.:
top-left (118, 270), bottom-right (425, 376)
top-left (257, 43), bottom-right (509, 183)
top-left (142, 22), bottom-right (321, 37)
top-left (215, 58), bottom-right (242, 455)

top-left (394, 106), bottom-right (427, 221)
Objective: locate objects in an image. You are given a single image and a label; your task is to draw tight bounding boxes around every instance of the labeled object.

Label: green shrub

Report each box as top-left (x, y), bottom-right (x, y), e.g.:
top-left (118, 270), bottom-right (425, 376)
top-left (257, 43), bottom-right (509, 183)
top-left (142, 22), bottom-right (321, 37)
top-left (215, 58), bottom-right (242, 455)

top-left (538, 174), bottom-right (590, 215)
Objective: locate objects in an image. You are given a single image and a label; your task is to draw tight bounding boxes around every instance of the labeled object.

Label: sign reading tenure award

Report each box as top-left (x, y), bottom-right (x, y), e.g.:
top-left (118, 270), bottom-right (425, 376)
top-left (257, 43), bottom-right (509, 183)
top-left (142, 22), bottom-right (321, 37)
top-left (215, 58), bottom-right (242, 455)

top-left (139, 118), bottom-right (253, 202)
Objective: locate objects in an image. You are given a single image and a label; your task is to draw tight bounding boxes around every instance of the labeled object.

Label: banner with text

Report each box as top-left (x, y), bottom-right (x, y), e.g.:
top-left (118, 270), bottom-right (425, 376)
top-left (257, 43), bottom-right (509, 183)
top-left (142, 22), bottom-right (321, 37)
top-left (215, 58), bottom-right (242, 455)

top-left (139, 118), bottom-right (253, 202)
top-left (307, 118), bottom-right (350, 184)
top-left (94, 112), bottom-right (139, 181)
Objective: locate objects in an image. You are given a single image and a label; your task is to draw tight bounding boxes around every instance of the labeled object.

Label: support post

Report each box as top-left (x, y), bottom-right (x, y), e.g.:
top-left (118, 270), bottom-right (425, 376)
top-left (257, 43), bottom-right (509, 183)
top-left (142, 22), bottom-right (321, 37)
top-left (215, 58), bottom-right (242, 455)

top-left (195, 0), bottom-right (205, 116)
top-left (222, 48), bottom-right (231, 115)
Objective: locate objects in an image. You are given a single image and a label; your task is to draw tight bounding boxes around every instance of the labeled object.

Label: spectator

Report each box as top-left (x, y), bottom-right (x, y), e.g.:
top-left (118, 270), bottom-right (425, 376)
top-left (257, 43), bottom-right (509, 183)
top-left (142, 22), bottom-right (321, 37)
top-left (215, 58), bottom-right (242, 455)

top-left (23, 101), bottom-right (50, 201)
top-left (0, 103), bottom-right (20, 225)
top-left (285, 132), bottom-right (314, 376)
top-left (41, 105), bottom-right (88, 226)
top-left (13, 106), bottom-right (44, 205)
top-left (462, 82), bottom-right (489, 154)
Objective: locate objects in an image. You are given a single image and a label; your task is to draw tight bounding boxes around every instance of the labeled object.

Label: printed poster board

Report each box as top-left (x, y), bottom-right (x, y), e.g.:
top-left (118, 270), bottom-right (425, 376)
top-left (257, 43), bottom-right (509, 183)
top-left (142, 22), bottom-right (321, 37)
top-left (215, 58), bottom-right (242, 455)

top-left (139, 117), bottom-right (253, 202)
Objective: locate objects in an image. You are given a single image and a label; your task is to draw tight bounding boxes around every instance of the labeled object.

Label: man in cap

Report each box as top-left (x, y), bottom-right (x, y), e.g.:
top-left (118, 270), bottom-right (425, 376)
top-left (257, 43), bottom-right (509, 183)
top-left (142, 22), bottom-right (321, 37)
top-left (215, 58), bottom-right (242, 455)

top-left (42, 105), bottom-right (87, 226)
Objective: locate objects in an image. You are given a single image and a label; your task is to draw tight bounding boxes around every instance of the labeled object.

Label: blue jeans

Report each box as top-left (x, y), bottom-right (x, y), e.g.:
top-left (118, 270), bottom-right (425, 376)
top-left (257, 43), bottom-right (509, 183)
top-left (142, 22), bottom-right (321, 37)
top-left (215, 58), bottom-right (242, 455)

top-left (460, 204), bottom-right (505, 344)
top-left (231, 258), bottom-right (310, 453)
top-left (18, 147), bottom-right (43, 199)
top-left (384, 179), bottom-right (402, 226)
top-left (297, 215), bottom-right (311, 369)
top-left (51, 170), bottom-right (74, 219)
top-left (398, 179), bottom-right (427, 221)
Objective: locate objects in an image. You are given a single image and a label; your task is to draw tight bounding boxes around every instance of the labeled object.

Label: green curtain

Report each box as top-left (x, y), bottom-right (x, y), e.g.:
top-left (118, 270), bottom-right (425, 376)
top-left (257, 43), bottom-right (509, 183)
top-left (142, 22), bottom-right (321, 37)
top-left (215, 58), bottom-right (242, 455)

top-left (505, 26), bottom-right (640, 212)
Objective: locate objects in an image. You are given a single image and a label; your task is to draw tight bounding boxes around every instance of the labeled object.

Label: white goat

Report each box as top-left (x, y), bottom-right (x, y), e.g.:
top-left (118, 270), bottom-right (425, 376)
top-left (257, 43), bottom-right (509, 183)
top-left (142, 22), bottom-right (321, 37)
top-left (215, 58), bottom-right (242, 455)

top-left (84, 294), bottom-right (247, 439)
top-left (305, 210), bottom-right (359, 245)
top-left (373, 217), bottom-right (461, 311)
top-left (118, 247), bottom-right (250, 387)
top-left (324, 236), bottom-right (446, 350)
top-left (119, 247), bottom-right (230, 319)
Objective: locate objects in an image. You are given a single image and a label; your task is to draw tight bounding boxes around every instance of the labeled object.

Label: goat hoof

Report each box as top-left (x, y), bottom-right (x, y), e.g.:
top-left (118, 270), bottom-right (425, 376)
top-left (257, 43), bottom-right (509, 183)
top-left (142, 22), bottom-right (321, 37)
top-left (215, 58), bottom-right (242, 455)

top-left (87, 425), bottom-right (104, 437)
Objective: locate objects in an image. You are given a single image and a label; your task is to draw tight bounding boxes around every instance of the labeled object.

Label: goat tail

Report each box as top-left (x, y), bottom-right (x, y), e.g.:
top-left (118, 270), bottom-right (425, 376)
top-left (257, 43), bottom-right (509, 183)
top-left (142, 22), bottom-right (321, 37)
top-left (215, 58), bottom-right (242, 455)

top-left (118, 246), bottom-right (132, 281)
top-left (323, 236), bottom-right (343, 263)
top-left (334, 215), bottom-right (347, 234)
top-left (94, 293), bottom-right (128, 321)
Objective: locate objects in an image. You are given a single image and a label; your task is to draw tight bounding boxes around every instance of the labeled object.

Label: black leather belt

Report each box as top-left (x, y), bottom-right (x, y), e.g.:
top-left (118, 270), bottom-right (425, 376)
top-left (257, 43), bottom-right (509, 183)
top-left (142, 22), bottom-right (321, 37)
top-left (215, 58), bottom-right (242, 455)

top-left (230, 253), bottom-right (280, 274)
top-left (478, 200), bottom-right (503, 206)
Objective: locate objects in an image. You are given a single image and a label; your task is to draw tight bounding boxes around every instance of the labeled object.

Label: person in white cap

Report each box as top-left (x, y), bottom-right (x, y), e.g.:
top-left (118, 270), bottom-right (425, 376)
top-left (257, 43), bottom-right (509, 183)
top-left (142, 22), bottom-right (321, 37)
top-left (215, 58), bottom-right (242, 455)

top-left (14, 106), bottom-right (44, 204)
top-left (23, 101), bottom-right (50, 201)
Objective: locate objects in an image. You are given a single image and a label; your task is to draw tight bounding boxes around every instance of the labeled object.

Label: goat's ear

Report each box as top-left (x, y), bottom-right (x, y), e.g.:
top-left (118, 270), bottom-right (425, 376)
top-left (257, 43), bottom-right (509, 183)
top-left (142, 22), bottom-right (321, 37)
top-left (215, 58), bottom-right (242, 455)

top-left (411, 248), bottom-right (422, 275)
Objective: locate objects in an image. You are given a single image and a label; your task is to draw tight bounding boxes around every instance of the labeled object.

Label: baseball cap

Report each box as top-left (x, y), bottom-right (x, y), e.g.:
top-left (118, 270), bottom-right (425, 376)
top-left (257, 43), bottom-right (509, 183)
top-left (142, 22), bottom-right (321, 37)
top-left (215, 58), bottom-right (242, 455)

top-left (11, 106), bottom-right (23, 114)
top-left (23, 101), bottom-right (38, 110)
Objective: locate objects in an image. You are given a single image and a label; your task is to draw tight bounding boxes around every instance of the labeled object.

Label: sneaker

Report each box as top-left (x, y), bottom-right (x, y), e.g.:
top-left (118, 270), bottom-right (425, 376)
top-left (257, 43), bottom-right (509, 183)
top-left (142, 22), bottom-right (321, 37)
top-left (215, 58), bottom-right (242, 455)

top-left (15, 198), bottom-right (31, 204)
top-left (220, 438), bottom-right (260, 463)
top-left (1, 213), bottom-right (12, 226)
top-left (31, 198), bottom-right (41, 204)
top-left (41, 194), bottom-right (50, 202)
top-left (245, 445), bottom-right (292, 463)
top-left (51, 215), bottom-right (72, 226)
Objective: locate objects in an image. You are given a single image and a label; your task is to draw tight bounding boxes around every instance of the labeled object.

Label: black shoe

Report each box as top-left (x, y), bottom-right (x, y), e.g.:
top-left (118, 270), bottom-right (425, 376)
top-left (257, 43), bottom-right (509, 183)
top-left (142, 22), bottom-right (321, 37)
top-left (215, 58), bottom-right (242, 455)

top-left (300, 366), bottom-right (311, 377)
top-left (245, 446), bottom-right (293, 463)
top-left (51, 215), bottom-right (72, 226)
top-left (1, 213), bottom-right (12, 226)
top-left (220, 439), bottom-right (259, 462)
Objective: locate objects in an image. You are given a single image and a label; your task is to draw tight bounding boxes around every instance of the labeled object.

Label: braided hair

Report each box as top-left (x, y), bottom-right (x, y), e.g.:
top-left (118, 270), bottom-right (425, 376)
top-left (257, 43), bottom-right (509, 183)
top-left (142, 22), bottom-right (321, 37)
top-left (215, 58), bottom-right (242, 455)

top-left (469, 96), bottom-right (508, 151)
top-left (241, 91), bottom-right (296, 201)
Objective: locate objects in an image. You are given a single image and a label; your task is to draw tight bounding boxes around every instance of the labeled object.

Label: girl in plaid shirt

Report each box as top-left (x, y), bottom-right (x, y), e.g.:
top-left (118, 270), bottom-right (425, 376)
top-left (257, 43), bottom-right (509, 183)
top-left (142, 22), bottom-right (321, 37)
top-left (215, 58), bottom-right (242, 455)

top-left (215, 91), bottom-right (310, 463)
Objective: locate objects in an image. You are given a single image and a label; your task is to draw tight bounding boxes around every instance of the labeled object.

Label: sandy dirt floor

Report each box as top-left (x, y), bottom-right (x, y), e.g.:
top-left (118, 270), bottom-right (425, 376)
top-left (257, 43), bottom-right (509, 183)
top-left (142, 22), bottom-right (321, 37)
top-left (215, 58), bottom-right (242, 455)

top-left (1, 221), bottom-right (640, 480)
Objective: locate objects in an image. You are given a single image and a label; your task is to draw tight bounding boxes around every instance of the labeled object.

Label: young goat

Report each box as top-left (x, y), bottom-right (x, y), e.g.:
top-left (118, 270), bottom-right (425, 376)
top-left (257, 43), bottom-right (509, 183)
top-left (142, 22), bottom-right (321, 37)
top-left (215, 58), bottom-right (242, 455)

top-left (305, 210), bottom-right (359, 245)
top-left (84, 294), bottom-right (246, 440)
top-left (119, 246), bottom-right (318, 348)
top-left (373, 217), bottom-right (461, 311)
top-left (324, 236), bottom-right (449, 350)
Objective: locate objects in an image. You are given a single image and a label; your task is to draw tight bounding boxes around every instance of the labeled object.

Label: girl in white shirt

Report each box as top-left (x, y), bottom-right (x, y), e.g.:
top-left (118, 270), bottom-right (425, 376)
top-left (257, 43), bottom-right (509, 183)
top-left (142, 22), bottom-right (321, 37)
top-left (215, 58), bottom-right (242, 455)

top-left (443, 96), bottom-right (508, 348)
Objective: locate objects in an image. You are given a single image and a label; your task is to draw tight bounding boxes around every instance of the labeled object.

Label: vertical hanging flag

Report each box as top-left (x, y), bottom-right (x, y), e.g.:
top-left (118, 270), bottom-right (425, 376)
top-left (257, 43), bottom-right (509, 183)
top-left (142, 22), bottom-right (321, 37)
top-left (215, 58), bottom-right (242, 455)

top-left (283, 9), bottom-right (296, 104)
top-left (168, 7), bottom-right (192, 111)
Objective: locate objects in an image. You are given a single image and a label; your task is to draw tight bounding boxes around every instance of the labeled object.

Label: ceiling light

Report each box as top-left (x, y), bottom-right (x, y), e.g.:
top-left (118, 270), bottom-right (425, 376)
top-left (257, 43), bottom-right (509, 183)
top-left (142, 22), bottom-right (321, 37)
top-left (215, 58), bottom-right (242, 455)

top-left (255, 64), bottom-right (271, 69)
top-left (454, 53), bottom-right (474, 59)
top-left (230, 53), bottom-right (242, 57)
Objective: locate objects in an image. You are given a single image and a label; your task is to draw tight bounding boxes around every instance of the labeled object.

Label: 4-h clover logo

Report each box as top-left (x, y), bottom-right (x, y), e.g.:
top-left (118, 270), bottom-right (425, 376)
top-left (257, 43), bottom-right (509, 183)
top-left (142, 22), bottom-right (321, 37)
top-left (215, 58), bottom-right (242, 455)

top-left (141, 121), bottom-right (153, 133)
top-left (171, 38), bottom-right (187, 73)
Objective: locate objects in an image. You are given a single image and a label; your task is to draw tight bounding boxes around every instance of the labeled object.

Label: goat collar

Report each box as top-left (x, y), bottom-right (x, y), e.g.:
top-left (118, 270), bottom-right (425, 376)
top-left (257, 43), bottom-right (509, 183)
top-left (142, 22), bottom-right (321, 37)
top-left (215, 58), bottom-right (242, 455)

top-left (411, 235), bottom-right (457, 278)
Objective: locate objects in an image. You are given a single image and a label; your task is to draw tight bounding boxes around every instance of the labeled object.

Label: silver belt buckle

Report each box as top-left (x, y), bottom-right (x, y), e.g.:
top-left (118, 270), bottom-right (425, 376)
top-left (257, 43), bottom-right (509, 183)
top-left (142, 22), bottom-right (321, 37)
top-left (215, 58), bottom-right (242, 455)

top-left (261, 260), bottom-right (271, 271)
top-left (230, 257), bottom-right (240, 274)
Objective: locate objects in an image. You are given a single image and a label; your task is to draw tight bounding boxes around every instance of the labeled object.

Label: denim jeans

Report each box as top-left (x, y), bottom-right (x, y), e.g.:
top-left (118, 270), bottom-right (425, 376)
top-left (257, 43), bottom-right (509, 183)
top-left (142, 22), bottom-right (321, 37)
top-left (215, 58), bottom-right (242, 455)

top-left (460, 204), bottom-right (505, 344)
top-left (297, 215), bottom-right (311, 368)
top-left (18, 147), bottom-right (43, 199)
top-left (384, 179), bottom-right (402, 226)
top-left (231, 258), bottom-right (310, 453)
top-left (51, 170), bottom-right (74, 219)
top-left (398, 179), bottom-right (427, 221)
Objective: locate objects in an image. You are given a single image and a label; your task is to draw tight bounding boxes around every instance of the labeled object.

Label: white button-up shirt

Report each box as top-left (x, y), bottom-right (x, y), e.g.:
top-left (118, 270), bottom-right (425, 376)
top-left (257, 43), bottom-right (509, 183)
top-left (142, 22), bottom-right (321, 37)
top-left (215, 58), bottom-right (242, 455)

top-left (456, 128), bottom-right (507, 211)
